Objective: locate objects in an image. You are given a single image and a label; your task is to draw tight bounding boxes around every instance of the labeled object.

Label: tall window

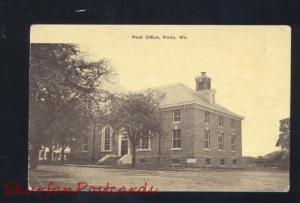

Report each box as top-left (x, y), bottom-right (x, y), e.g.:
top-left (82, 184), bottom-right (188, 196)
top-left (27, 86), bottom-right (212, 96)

top-left (205, 111), bottom-right (210, 123)
top-left (231, 119), bottom-right (235, 129)
top-left (172, 129), bottom-right (181, 148)
top-left (204, 129), bottom-right (210, 150)
top-left (218, 132), bottom-right (224, 150)
top-left (82, 135), bottom-right (88, 152)
top-left (219, 116), bottom-right (224, 127)
top-left (231, 134), bottom-right (236, 151)
top-left (173, 110), bottom-right (181, 122)
top-left (102, 126), bottom-right (112, 151)
top-left (139, 136), bottom-right (151, 149)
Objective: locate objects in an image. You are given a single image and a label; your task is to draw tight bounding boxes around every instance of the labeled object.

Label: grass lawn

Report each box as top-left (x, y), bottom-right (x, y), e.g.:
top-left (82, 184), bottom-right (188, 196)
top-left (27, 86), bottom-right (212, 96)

top-left (28, 165), bottom-right (289, 192)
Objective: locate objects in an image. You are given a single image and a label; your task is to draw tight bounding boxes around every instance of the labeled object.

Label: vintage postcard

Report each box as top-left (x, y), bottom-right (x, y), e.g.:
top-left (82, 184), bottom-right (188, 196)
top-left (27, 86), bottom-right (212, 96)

top-left (26, 25), bottom-right (290, 193)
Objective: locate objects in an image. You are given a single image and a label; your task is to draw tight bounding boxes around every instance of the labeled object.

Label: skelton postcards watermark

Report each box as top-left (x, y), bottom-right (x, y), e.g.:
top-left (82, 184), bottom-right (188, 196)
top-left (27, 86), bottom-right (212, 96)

top-left (3, 181), bottom-right (158, 197)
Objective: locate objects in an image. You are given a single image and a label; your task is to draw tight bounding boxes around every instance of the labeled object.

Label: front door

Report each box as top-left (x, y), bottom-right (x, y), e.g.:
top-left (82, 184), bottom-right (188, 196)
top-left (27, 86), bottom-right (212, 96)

top-left (121, 139), bottom-right (128, 156)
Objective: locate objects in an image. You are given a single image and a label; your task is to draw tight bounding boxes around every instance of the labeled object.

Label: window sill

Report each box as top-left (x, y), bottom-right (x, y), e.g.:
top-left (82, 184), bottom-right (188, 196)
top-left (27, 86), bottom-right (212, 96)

top-left (136, 149), bottom-right (152, 152)
top-left (172, 121), bottom-right (181, 124)
top-left (204, 149), bottom-right (211, 151)
top-left (218, 150), bottom-right (225, 152)
top-left (101, 150), bottom-right (112, 152)
top-left (81, 151), bottom-right (88, 153)
top-left (170, 148), bottom-right (182, 151)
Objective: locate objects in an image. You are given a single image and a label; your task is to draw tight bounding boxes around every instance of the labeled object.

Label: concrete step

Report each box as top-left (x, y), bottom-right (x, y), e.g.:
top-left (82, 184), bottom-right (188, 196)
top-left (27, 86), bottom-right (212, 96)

top-left (99, 156), bottom-right (121, 165)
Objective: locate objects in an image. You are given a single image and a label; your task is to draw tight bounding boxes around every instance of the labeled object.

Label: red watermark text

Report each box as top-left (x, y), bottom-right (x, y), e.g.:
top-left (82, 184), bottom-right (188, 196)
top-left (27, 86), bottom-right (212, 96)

top-left (3, 181), bottom-right (158, 197)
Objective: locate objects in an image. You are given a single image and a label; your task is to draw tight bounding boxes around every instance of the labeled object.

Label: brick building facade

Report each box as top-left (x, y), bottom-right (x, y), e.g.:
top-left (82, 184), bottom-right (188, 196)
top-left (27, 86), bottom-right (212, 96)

top-left (71, 72), bottom-right (244, 168)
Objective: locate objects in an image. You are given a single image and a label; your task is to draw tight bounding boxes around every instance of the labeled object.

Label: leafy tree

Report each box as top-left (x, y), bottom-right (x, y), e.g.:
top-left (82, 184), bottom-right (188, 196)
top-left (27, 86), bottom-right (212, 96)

top-left (276, 118), bottom-right (290, 169)
top-left (109, 93), bottom-right (162, 168)
top-left (276, 118), bottom-right (290, 150)
top-left (29, 43), bottom-right (114, 169)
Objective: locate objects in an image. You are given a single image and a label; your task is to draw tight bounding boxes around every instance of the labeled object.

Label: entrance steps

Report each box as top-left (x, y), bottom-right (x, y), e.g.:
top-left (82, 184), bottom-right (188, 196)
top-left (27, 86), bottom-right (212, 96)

top-left (97, 154), bottom-right (132, 166)
top-left (117, 154), bottom-right (132, 165)
top-left (97, 155), bottom-right (120, 165)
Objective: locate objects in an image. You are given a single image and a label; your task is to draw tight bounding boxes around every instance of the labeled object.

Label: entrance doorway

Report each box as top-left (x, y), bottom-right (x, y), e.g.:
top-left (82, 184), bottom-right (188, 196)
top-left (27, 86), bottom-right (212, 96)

top-left (121, 139), bottom-right (128, 156)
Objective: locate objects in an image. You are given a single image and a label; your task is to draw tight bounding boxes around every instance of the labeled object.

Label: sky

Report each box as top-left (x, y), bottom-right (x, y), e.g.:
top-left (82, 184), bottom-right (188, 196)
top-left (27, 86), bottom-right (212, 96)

top-left (31, 25), bottom-right (291, 157)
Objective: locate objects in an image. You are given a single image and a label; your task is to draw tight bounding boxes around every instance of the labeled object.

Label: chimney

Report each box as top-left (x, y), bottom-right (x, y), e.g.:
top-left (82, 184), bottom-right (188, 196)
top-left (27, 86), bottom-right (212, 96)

top-left (195, 72), bottom-right (211, 91)
top-left (195, 72), bottom-right (216, 104)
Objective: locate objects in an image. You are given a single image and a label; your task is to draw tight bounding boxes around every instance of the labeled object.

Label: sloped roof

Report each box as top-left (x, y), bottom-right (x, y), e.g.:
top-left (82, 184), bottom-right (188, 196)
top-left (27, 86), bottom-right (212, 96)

top-left (144, 83), bottom-right (244, 119)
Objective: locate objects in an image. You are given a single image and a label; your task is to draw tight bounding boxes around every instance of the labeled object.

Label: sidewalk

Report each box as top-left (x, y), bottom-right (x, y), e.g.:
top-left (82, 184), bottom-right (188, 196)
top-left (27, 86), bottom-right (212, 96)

top-left (61, 163), bottom-right (245, 172)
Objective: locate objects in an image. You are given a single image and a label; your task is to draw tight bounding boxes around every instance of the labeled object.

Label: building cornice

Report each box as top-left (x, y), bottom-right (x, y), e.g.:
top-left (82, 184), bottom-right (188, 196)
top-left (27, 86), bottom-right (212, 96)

top-left (160, 102), bottom-right (244, 120)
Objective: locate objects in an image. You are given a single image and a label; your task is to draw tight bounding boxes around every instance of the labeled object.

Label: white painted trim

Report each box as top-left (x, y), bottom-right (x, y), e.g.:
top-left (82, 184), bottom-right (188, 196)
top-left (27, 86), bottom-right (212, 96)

top-left (136, 149), bottom-right (152, 152)
top-left (101, 150), bottom-right (112, 152)
top-left (170, 148), bottom-right (182, 151)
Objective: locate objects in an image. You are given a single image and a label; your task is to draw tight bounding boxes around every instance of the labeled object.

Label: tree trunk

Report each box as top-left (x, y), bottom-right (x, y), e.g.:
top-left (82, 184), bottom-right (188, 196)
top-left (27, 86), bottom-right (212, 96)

top-left (48, 144), bottom-right (53, 163)
top-left (131, 144), bottom-right (136, 168)
top-left (47, 135), bottom-right (54, 163)
top-left (29, 141), bottom-right (40, 170)
top-left (92, 120), bottom-right (96, 162)
top-left (61, 137), bottom-right (66, 164)
top-left (157, 133), bottom-right (161, 167)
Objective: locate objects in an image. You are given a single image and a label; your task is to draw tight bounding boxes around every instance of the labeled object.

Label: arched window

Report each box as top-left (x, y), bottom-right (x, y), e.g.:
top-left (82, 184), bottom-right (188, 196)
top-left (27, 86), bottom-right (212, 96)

top-left (102, 126), bottom-right (112, 151)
